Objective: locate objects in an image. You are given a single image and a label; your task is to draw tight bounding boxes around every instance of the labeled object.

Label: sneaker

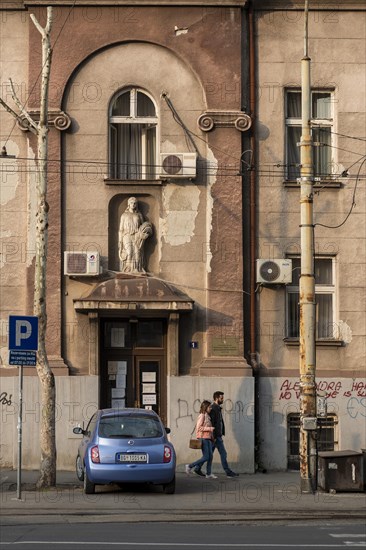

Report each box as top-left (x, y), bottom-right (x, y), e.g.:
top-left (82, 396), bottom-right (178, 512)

top-left (226, 471), bottom-right (239, 478)
top-left (185, 464), bottom-right (192, 475)
top-left (206, 474), bottom-right (218, 479)
top-left (193, 469), bottom-right (205, 477)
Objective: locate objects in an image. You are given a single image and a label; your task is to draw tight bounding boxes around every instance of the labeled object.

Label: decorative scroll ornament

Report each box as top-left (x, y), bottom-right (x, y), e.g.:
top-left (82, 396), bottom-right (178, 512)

top-left (197, 110), bottom-right (252, 133)
top-left (18, 109), bottom-right (71, 132)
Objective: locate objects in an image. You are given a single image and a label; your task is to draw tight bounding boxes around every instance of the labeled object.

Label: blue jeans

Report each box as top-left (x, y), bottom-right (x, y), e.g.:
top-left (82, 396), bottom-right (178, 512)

top-left (212, 436), bottom-right (230, 473)
top-left (189, 439), bottom-right (213, 475)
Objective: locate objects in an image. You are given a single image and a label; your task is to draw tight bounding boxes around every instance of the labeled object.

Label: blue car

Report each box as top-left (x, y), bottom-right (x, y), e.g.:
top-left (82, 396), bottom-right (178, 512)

top-left (73, 408), bottom-right (176, 494)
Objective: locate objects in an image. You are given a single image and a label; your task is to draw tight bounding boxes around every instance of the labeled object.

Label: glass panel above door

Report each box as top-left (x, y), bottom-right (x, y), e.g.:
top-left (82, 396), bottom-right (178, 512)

top-left (104, 322), bottom-right (131, 349)
top-left (136, 320), bottom-right (163, 348)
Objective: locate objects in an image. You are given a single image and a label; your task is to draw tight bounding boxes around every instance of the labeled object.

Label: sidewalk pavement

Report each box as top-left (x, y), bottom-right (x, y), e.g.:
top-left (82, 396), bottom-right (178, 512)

top-left (0, 468), bottom-right (365, 524)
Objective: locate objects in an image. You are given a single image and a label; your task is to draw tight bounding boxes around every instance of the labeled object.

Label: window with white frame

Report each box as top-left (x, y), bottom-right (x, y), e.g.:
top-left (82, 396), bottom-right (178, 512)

top-left (109, 88), bottom-right (158, 180)
top-left (286, 257), bottom-right (337, 340)
top-left (285, 90), bottom-right (334, 181)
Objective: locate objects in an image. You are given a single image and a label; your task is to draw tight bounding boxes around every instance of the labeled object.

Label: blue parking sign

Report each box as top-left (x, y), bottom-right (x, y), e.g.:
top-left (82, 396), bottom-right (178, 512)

top-left (9, 315), bottom-right (38, 351)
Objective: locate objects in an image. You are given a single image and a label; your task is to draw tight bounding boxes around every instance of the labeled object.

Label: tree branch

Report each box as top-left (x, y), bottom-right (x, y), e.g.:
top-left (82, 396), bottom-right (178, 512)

top-left (30, 13), bottom-right (46, 37)
top-left (0, 96), bottom-right (21, 122)
top-left (9, 78), bottom-right (39, 132)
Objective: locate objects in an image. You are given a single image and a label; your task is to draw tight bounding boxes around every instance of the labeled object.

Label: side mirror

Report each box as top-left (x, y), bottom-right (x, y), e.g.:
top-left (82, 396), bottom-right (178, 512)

top-left (165, 427), bottom-right (171, 434)
top-left (73, 426), bottom-right (85, 435)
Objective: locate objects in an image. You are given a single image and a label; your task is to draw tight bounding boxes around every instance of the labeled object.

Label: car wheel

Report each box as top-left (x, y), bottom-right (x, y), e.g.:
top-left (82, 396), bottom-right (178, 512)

top-left (163, 476), bottom-right (175, 494)
top-left (83, 470), bottom-right (95, 494)
top-left (76, 455), bottom-right (84, 482)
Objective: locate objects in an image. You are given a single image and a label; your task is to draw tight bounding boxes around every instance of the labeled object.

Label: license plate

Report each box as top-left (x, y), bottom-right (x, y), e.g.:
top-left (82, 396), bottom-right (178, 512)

top-left (116, 453), bottom-right (148, 463)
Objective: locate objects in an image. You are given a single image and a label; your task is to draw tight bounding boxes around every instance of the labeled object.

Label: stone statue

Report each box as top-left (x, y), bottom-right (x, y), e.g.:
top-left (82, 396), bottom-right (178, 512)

top-left (118, 197), bottom-right (153, 273)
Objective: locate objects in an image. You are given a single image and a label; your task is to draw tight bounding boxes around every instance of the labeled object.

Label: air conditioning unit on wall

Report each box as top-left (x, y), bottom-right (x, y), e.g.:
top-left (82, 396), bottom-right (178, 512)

top-left (64, 252), bottom-right (100, 276)
top-left (159, 153), bottom-right (196, 178)
top-left (256, 259), bottom-right (292, 284)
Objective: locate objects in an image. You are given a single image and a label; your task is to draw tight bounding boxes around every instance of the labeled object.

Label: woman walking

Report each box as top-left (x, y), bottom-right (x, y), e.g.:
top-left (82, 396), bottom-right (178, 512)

top-left (185, 400), bottom-right (217, 479)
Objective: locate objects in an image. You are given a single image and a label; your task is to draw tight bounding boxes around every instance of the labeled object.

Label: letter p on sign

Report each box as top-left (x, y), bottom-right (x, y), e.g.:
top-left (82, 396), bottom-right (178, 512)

top-left (9, 315), bottom-right (38, 351)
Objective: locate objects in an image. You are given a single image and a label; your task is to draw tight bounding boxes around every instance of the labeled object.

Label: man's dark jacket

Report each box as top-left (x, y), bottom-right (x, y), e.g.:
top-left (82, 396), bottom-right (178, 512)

top-left (209, 402), bottom-right (225, 438)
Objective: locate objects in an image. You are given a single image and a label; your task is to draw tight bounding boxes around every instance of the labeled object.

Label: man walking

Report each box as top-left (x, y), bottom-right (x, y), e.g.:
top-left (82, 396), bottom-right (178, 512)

top-left (209, 390), bottom-right (239, 478)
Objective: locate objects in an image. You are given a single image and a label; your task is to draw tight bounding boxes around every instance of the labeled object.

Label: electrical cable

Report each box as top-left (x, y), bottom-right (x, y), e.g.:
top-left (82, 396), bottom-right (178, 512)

top-left (315, 157), bottom-right (366, 229)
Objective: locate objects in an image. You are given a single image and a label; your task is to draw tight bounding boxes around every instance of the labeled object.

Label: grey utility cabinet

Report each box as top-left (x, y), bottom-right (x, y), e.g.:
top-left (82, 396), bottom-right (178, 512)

top-left (318, 450), bottom-right (364, 492)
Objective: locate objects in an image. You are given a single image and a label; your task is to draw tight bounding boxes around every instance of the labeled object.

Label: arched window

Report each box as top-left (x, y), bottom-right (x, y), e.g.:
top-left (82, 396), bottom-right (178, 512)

top-left (109, 88), bottom-right (158, 180)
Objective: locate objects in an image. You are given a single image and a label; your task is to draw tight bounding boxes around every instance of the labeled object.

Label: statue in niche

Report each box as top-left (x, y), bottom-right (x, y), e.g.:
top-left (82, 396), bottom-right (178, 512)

top-left (118, 197), bottom-right (153, 273)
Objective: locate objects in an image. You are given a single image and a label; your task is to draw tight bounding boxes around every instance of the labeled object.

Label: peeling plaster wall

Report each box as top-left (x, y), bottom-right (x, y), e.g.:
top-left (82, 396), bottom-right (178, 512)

top-left (161, 185), bottom-right (200, 246)
top-left (0, 11), bottom-right (29, 368)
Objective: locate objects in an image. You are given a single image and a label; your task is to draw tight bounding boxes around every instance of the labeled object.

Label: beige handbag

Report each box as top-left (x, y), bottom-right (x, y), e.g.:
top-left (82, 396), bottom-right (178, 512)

top-left (189, 423), bottom-right (201, 449)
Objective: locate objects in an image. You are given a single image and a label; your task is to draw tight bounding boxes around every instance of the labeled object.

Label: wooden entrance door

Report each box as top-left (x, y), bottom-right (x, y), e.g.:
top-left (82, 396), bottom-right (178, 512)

top-left (100, 319), bottom-right (167, 422)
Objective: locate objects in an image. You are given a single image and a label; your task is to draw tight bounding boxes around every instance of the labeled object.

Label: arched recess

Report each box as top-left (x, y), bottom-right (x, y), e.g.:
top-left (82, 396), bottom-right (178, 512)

top-left (62, 41), bottom-right (208, 270)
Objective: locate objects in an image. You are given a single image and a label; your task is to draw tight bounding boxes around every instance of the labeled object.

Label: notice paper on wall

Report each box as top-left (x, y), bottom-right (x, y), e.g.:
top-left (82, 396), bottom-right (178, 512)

top-left (108, 361), bottom-right (127, 375)
top-left (143, 394), bottom-right (157, 405)
top-left (111, 328), bottom-right (125, 348)
top-left (112, 388), bottom-right (125, 399)
top-left (112, 399), bottom-right (125, 409)
top-left (117, 362), bottom-right (127, 375)
top-left (142, 383), bottom-right (156, 394)
top-left (142, 372), bottom-right (156, 383)
top-left (116, 374), bottom-right (126, 389)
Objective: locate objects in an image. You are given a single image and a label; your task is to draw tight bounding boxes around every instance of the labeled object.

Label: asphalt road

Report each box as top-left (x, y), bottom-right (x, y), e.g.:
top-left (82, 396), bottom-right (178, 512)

top-left (0, 521), bottom-right (365, 549)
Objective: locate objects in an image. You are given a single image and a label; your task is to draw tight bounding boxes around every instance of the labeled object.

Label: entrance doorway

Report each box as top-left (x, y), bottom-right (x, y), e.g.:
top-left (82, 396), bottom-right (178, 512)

top-left (100, 318), bottom-right (167, 424)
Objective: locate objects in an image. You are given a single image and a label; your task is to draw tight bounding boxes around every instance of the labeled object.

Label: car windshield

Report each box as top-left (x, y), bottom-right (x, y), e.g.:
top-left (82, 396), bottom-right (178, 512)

top-left (98, 415), bottom-right (163, 439)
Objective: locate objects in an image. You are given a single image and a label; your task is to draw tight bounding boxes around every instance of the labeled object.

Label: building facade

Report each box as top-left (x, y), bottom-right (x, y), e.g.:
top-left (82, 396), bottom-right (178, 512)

top-left (0, 0), bottom-right (254, 471)
top-left (0, 0), bottom-right (365, 472)
top-left (253, 0), bottom-right (366, 470)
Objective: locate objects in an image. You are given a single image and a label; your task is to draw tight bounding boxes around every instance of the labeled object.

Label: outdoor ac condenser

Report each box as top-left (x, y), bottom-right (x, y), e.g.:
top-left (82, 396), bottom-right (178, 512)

top-left (256, 259), bottom-right (292, 284)
top-left (159, 153), bottom-right (197, 178)
top-left (64, 252), bottom-right (100, 276)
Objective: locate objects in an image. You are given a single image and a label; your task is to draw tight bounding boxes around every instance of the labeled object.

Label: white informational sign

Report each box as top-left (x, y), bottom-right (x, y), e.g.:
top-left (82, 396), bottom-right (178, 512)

top-left (112, 388), bottom-right (125, 399)
top-left (143, 394), bottom-right (157, 405)
top-left (112, 398), bottom-right (125, 409)
top-left (111, 328), bottom-right (125, 348)
top-left (142, 383), bottom-right (156, 394)
top-left (142, 372), bottom-right (156, 382)
top-left (117, 362), bottom-right (127, 374)
top-left (116, 374), bottom-right (126, 388)
top-left (145, 405), bottom-right (153, 410)
top-left (108, 363), bottom-right (117, 375)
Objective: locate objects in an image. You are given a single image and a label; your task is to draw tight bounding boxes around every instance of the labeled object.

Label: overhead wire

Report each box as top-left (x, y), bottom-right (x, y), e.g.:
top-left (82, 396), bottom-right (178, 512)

top-left (315, 157), bottom-right (366, 229)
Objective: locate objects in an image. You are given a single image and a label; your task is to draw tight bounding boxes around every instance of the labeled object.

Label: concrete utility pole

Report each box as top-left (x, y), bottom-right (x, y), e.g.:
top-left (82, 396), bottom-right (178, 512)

top-left (299, 0), bottom-right (317, 494)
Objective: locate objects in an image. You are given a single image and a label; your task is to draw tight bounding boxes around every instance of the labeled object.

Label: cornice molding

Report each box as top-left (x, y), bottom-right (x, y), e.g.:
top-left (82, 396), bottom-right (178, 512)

top-left (252, 0), bottom-right (365, 10)
top-left (23, 1), bottom-right (247, 6)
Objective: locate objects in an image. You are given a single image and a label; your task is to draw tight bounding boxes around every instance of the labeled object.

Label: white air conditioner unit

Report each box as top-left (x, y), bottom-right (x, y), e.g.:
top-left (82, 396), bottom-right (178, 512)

top-left (256, 259), bottom-right (292, 284)
top-left (159, 153), bottom-right (196, 178)
top-left (64, 251), bottom-right (100, 276)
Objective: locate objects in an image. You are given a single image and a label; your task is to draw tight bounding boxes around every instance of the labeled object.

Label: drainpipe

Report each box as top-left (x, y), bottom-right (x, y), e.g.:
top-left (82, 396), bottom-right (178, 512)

top-left (247, 1), bottom-right (265, 473)
top-left (249, 1), bottom-right (257, 373)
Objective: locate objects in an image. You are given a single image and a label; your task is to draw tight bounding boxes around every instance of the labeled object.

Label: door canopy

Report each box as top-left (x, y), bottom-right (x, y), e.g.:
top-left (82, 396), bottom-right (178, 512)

top-left (74, 275), bottom-right (193, 313)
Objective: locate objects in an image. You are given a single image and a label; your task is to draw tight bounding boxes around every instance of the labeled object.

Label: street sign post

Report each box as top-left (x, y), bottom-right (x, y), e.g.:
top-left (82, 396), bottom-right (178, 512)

top-left (8, 315), bottom-right (38, 500)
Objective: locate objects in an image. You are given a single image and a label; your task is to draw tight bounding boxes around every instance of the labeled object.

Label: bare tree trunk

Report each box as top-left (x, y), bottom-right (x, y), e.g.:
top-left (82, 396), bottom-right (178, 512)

top-left (31, 7), bottom-right (56, 489)
top-left (0, 6), bottom-right (56, 488)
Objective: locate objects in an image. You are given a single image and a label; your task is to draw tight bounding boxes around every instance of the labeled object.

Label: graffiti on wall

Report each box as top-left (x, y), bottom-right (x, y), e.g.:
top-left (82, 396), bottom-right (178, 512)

top-left (175, 398), bottom-right (253, 427)
top-left (0, 392), bottom-right (12, 406)
top-left (278, 379), bottom-right (366, 401)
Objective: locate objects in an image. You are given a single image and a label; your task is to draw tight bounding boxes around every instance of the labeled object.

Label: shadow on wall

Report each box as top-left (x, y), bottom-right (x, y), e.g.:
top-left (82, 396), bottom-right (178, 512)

top-left (230, 376), bottom-right (255, 472)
